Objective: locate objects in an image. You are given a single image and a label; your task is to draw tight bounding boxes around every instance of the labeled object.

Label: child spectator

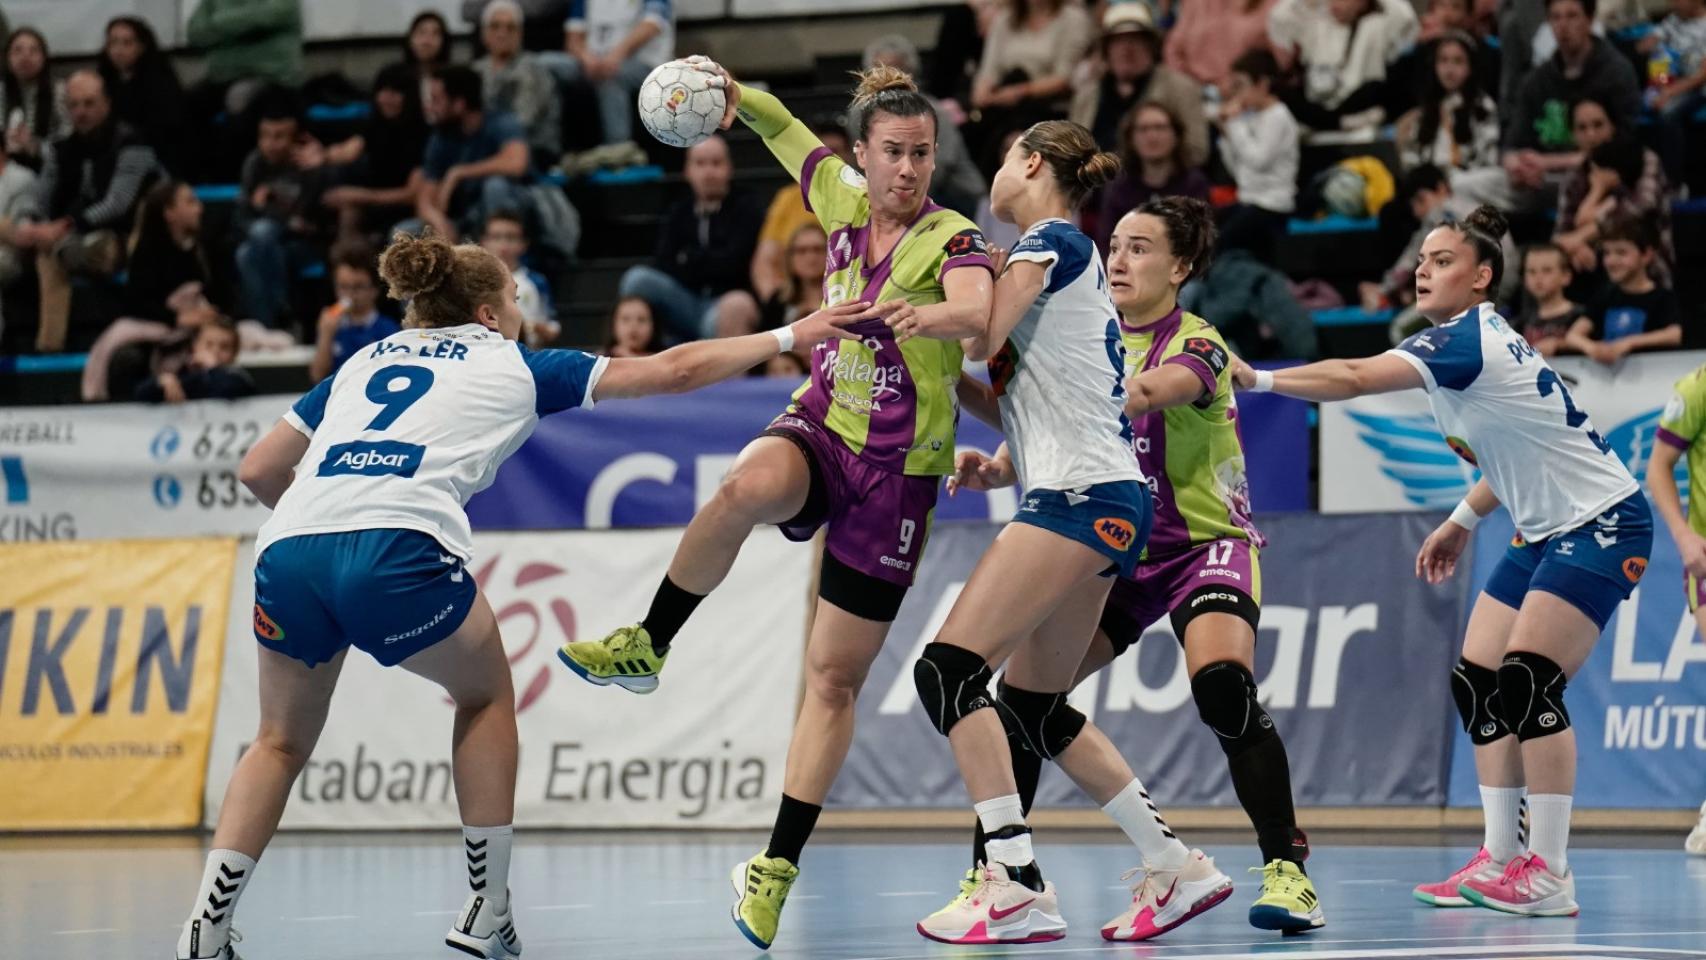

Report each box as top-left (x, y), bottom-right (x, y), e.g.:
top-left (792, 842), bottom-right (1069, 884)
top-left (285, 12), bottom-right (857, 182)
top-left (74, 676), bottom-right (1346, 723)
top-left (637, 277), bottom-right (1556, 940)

top-left (234, 94), bottom-right (327, 329)
top-left (135, 316), bottom-right (257, 402)
top-left (1215, 50), bottom-right (1299, 255)
top-left (98, 16), bottom-right (188, 177)
top-left (1272, 0), bottom-right (1418, 131)
top-left (309, 244), bottom-right (401, 383)
top-left (1395, 31), bottom-right (1499, 173)
top-left (1565, 216), bottom-right (1683, 364)
top-left (0, 28), bottom-right (67, 173)
top-left (1513, 243), bottom-right (1588, 355)
top-left (1640, 0), bottom-right (1706, 182)
top-left (759, 224), bottom-right (828, 332)
top-left (474, 1), bottom-right (560, 168)
top-left (1092, 100), bottom-right (1211, 252)
top-left (480, 209), bottom-right (560, 349)
top-left (602, 295), bottom-right (663, 358)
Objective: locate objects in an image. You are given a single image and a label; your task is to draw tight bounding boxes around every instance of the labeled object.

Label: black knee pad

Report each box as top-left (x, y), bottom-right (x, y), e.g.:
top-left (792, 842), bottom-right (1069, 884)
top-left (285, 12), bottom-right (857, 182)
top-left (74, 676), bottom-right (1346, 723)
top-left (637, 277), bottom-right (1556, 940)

top-left (1451, 657), bottom-right (1510, 745)
top-left (994, 680), bottom-right (1087, 761)
top-left (914, 642), bottom-right (995, 736)
top-left (1497, 651), bottom-right (1571, 741)
top-left (1190, 661), bottom-right (1278, 758)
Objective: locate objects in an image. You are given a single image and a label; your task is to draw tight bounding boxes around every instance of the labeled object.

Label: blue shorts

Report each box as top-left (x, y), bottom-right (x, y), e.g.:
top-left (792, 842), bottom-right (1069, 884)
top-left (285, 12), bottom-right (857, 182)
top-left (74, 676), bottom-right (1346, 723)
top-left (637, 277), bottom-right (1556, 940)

top-left (253, 529), bottom-right (477, 668)
top-left (1012, 480), bottom-right (1152, 580)
top-left (1484, 492), bottom-right (1653, 630)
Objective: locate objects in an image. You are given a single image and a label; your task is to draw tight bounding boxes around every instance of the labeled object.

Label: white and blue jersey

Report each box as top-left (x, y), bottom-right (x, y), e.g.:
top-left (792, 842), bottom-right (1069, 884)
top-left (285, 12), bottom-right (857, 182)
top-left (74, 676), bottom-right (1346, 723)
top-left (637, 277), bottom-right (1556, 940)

top-left (990, 219), bottom-right (1143, 494)
top-left (259, 323), bottom-right (607, 562)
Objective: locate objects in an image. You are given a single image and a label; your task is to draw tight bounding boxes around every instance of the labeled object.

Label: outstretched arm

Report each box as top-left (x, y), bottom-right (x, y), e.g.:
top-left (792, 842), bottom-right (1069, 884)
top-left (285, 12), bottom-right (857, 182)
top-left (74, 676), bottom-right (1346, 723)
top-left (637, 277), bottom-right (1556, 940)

top-left (1232, 353), bottom-right (1425, 402)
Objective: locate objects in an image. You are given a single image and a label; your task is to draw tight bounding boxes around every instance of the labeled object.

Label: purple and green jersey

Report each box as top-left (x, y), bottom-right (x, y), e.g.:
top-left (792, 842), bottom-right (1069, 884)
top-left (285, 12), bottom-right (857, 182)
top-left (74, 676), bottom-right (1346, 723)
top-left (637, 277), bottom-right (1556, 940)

top-left (1121, 308), bottom-right (1263, 559)
top-left (737, 86), bottom-right (993, 477)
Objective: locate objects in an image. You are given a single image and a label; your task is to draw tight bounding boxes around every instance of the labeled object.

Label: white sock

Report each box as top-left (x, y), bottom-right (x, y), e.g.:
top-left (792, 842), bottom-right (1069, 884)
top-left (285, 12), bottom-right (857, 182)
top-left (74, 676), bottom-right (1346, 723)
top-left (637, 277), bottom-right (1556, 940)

top-left (1479, 785), bottom-right (1528, 863)
top-left (975, 794), bottom-right (1033, 868)
top-left (1527, 794), bottom-right (1572, 875)
top-left (1102, 778), bottom-right (1190, 870)
top-left (464, 824), bottom-right (514, 912)
top-left (180, 849), bottom-right (255, 953)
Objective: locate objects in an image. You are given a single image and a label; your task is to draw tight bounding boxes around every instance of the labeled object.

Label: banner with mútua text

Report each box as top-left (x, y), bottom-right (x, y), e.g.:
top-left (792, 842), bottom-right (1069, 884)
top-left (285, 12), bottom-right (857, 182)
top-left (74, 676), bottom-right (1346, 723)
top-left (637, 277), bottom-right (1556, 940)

top-left (830, 512), bottom-right (1468, 810)
top-left (1321, 350), bottom-right (1702, 514)
top-left (203, 529), bottom-right (812, 829)
top-left (0, 538), bottom-right (237, 829)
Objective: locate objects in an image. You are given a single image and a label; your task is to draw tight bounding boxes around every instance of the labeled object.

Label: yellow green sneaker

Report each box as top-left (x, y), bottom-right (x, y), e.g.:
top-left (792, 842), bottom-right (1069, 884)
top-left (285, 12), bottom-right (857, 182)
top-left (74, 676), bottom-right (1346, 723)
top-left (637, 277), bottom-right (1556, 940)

top-left (1248, 859), bottom-right (1325, 933)
top-left (557, 624), bottom-right (667, 694)
top-left (925, 867), bottom-right (981, 919)
top-left (730, 853), bottom-right (800, 950)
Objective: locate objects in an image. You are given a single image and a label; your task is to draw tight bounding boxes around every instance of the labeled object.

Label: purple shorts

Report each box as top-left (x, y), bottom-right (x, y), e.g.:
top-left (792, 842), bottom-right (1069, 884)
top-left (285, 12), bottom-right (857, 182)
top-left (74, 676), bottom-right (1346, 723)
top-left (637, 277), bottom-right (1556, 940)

top-left (764, 414), bottom-right (940, 588)
top-left (1100, 539), bottom-right (1261, 654)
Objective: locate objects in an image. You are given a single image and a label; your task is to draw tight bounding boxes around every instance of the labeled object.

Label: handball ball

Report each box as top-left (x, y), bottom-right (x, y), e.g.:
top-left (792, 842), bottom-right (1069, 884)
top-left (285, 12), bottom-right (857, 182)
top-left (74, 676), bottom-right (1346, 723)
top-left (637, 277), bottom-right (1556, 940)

top-left (637, 59), bottom-right (727, 148)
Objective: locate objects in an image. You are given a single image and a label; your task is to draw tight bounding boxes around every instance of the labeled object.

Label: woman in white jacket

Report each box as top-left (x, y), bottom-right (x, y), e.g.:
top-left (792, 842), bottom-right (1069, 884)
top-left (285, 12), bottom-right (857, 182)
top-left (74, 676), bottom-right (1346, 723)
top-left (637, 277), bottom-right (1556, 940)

top-left (1270, 0), bottom-right (1419, 131)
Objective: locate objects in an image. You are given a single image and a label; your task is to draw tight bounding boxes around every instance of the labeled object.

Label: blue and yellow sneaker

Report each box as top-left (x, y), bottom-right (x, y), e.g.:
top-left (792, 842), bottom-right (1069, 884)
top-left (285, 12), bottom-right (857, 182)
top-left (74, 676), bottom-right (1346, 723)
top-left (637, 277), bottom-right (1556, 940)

top-left (730, 853), bottom-right (800, 950)
top-left (557, 624), bottom-right (668, 694)
top-left (1248, 859), bottom-right (1325, 933)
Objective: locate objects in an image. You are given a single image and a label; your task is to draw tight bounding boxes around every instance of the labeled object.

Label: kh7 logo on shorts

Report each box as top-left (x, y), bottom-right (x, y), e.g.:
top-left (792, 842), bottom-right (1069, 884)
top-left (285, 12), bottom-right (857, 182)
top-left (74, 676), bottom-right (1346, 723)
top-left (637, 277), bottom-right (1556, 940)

top-left (253, 604), bottom-right (284, 642)
top-left (1095, 517), bottom-right (1137, 552)
top-left (1623, 557), bottom-right (1648, 583)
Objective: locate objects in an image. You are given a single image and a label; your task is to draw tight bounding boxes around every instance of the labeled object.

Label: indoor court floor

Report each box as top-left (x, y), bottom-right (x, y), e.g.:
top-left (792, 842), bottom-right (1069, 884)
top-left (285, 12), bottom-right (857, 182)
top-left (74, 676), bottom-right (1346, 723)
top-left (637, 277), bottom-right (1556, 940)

top-left (6, 830), bottom-right (1703, 960)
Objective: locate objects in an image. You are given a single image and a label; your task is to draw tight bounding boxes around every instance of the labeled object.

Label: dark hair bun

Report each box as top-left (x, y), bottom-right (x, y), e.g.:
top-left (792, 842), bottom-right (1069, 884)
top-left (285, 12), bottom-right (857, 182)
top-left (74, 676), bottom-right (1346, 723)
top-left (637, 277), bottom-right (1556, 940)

top-left (379, 232), bottom-right (455, 300)
top-left (1463, 204), bottom-right (1508, 241)
top-left (1077, 151), bottom-right (1121, 191)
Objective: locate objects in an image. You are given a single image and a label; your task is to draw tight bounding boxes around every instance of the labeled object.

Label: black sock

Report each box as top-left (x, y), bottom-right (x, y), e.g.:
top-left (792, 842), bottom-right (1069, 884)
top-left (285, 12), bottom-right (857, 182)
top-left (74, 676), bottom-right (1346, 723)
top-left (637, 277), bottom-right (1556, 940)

top-left (1228, 737), bottom-right (1309, 871)
top-left (763, 793), bottom-right (821, 865)
top-left (640, 575), bottom-right (704, 654)
top-left (972, 743), bottom-right (1044, 867)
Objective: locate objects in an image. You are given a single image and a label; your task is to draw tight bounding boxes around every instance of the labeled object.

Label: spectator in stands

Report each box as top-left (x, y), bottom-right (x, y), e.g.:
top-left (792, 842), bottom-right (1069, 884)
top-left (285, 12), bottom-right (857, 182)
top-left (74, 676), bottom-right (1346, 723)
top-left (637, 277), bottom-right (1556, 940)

top-left (0, 140), bottom-right (38, 295)
top-left (1361, 164), bottom-right (1520, 316)
top-left (1396, 32), bottom-right (1499, 173)
top-left (135, 315), bottom-right (256, 402)
top-left (320, 64), bottom-right (432, 243)
top-left (0, 28), bottom-right (67, 173)
top-left (541, 0), bottom-right (675, 149)
top-left (1164, 0), bottom-right (1280, 89)
top-left (14, 70), bottom-right (158, 353)
top-left (234, 95), bottom-right (328, 329)
top-left (1180, 241), bottom-right (1320, 360)
top-left (928, 0), bottom-right (998, 109)
top-left (1272, 0), bottom-right (1418, 131)
top-left (1640, 0), bottom-right (1706, 183)
top-left (309, 243), bottom-right (401, 382)
top-left (125, 180), bottom-right (227, 326)
top-left (1386, 0), bottom-right (1499, 117)
top-left (1513, 243), bottom-right (1588, 354)
top-left (391, 10), bottom-right (453, 111)
top-left (1565, 215), bottom-right (1682, 362)
top-left (1070, 4), bottom-right (1208, 166)
top-left (186, 0), bottom-right (305, 116)
top-left (475, 1), bottom-right (561, 167)
top-left (971, 0), bottom-right (1095, 150)
top-left (1214, 50), bottom-right (1298, 257)
top-left (759, 224), bottom-right (828, 331)
top-left (752, 121), bottom-right (851, 301)
top-left (602, 295), bottom-right (664, 358)
top-left (1554, 98), bottom-right (1672, 280)
top-left (417, 66), bottom-right (535, 242)
top-left (1092, 100), bottom-right (1210, 252)
top-left (617, 134), bottom-right (761, 341)
top-left (98, 16), bottom-right (188, 178)
top-left (862, 35), bottom-right (985, 218)
top-left (480, 208), bottom-right (560, 348)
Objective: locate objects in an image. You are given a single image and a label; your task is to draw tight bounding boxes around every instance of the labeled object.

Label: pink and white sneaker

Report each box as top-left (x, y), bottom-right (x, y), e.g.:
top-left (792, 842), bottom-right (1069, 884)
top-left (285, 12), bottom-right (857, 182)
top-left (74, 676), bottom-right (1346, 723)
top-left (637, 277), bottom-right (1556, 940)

top-left (1412, 847), bottom-right (1507, 907)
top-left (1101, 849), bottom-right (1234, 941)
top-left (1458, 853), bottom-right (1578, 917)
top-left (916, 862), bottom-right (1067, 945)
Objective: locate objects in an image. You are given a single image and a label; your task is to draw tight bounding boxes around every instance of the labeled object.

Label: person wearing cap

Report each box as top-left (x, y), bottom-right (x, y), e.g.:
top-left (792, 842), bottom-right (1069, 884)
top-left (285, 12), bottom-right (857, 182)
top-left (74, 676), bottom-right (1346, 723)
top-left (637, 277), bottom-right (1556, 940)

top-left (1071, 3), bottom-right (1208, 166)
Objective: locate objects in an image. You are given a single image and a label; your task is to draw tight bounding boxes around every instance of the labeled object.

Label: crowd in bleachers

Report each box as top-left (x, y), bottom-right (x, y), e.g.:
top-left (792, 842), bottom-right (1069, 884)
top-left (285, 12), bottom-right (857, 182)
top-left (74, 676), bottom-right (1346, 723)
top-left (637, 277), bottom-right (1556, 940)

top-left (0, 0), bottom-right (1702, 405)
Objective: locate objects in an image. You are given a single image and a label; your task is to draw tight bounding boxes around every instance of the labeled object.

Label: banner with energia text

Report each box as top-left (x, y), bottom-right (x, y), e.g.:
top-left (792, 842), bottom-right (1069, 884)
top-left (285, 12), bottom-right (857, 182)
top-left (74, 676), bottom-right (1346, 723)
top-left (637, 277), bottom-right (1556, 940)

top-left (204, 529), bottom-right (812, 829)
top-left (0, 538), bottom-right (237, 829)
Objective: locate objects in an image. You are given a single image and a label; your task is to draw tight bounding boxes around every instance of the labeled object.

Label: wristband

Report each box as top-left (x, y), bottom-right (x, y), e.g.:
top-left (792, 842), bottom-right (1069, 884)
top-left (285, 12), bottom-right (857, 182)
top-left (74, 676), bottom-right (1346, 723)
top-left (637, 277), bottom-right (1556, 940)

top-left (1250, 370), bottom-right (1275, 393)
top-left (771, 326), bottom-right (796, 353)
top-left (1449, 499), bottom-right (1482, 531)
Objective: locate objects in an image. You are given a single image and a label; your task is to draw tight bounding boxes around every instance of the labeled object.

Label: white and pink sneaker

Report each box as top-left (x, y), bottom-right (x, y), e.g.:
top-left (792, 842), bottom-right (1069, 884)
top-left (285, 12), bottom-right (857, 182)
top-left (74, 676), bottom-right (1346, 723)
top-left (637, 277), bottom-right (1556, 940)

top-left (1412, 847), bottom-right (1507, 908)
top-left (1459, 853), bottom-right (1578, 917)
top-left (1101, 849), bottom-right (1233, 941)
top-left (916, 862), bottom-right (1067, 945)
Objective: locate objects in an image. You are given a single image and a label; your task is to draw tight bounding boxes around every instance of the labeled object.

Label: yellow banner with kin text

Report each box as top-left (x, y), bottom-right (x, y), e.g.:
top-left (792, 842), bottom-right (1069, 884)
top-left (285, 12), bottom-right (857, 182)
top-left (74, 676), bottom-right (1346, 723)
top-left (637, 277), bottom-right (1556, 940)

top-left (0, 538), bottom-right (237, 829)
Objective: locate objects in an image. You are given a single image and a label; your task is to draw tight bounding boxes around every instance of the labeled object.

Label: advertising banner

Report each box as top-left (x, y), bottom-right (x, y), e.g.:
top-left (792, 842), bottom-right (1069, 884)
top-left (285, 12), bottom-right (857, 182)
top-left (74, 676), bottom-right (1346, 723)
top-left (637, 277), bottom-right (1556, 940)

top-left (1321, 351), bottom-right (1702, 514)
top-left (204, 529), bottom-right (812, 829)
top-left (0, 538), bottom-right (237, 829)
top-left (830, 513), bottom-right (1467, 809)
top-left (1447, 512), bottom-right (1706, 808)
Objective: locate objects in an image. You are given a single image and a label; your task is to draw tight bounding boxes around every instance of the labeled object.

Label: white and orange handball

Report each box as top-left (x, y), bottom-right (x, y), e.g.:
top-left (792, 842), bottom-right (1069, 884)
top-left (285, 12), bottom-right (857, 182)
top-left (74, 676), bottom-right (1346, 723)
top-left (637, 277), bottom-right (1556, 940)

top-left (636, 58), bottom-right (727, 148)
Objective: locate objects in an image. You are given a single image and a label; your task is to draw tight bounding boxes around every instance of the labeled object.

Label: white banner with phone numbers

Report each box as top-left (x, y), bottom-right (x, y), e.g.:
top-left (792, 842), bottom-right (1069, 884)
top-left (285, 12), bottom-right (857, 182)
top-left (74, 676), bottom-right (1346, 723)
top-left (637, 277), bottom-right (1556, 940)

top-left (0, 397), bottom-right (285, 544)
